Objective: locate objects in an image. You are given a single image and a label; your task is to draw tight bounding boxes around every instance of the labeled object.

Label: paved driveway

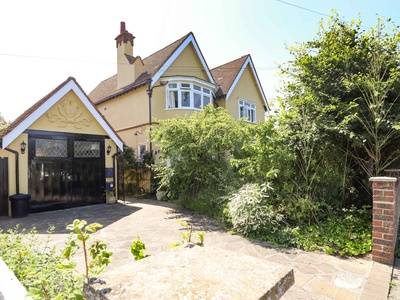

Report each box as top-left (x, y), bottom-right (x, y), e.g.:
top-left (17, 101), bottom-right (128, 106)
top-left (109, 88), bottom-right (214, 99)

top-left (0, 198), bottom-right (393, 299)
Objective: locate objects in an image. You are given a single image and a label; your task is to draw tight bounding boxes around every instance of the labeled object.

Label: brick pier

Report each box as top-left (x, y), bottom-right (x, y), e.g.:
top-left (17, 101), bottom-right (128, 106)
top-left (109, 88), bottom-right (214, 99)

top-left (370, 177), bottom-right (399, 265)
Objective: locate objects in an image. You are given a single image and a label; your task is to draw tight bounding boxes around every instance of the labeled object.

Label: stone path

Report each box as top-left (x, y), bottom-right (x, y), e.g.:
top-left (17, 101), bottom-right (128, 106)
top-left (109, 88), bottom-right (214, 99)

top-left (0, 198), bottom-right (395, 299)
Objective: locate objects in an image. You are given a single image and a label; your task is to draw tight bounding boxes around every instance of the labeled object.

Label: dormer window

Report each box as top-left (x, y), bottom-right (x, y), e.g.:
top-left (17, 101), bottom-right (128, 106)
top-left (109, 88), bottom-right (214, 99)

top-left (166, 82), bottom-right (212, 109)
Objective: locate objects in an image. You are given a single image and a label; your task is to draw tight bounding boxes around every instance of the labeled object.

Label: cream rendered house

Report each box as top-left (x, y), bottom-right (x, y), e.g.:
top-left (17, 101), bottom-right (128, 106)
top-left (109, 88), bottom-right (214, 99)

top-left (90, 22), bottom-right (268, 160)
top-left (0, 78), bottom-right (123, 216)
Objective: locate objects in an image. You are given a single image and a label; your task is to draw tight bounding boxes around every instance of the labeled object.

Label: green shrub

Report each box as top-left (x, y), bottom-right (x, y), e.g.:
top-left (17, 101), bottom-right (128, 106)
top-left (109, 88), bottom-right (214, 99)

top-left (0, 220), bottom-right (114, 299)
top-left (293, 205), bottom-right (372, 256)
top-left (225, 183), bottom-right (283, 237)
top-left (0, 226), bottom-right (84, 299)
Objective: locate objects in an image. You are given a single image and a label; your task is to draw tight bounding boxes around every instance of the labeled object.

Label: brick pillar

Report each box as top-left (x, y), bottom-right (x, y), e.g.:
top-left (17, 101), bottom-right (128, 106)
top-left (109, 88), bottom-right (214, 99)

top-left (369, 177), bottom-right (399, 265)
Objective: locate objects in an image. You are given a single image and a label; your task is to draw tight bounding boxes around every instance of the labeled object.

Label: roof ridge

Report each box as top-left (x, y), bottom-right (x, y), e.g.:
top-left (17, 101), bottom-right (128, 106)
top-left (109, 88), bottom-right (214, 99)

top-left (143, 32), bottom-right (192, 62)
top-left (211, 54), bottom-right (249, 70)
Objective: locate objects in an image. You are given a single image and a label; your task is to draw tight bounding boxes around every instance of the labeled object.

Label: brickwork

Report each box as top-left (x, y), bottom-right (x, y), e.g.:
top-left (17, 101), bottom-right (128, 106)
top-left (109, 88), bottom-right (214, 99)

top-left (370, 177), bottom-right (399, 265)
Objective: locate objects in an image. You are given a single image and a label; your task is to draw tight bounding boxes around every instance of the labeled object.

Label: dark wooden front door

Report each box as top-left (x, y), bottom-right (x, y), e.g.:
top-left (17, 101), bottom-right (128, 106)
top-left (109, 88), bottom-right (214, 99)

top-left (0, 157), bottom-right (9, 216)
top-left (29, 134), bottom-right (105, 207)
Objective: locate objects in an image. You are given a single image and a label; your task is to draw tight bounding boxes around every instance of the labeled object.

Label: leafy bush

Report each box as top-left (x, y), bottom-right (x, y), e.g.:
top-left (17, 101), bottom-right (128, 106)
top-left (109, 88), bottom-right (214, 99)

top-left (257, 205), bottom-right (372, 257)
top-left (0, 220), bottom-right (113, 299)
top-left (292, 205), bottom-right (372, 256)
top-left (225, 183), bottom-right (283, 237)
top-left (0, 226), bottom-right (84, 299)
top-left (152, 105), bottom-right (248, 201)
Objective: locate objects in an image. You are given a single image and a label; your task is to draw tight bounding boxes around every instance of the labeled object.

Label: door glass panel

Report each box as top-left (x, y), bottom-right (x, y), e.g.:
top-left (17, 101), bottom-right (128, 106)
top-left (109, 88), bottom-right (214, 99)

top-left (74, 141), bottom-right (100, 158)
top-left (36, 139), bottom-right (67, 157)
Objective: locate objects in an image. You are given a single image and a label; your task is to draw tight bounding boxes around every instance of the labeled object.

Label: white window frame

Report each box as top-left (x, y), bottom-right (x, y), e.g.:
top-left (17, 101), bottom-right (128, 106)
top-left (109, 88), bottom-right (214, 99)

top-left (166, 82), bottom-right (213, 110)
top-left (138, 143), bottom-right (147, 161)
top-left (238, 99), bottom-right (256, 123)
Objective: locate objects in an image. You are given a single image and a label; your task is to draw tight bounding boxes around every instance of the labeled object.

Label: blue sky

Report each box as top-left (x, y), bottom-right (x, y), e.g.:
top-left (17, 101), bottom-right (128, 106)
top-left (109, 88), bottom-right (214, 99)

top-left (1, 0), bottom-right (400, 121)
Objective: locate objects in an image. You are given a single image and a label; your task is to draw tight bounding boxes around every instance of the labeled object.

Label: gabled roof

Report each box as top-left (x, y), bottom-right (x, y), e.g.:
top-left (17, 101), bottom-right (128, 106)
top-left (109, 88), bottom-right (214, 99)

top-left (90, 32), bottom-right (215, 105)
top-left (211, 55), bottom-right (269, 110)
top-left (0, 77), bottom-right (124, 150)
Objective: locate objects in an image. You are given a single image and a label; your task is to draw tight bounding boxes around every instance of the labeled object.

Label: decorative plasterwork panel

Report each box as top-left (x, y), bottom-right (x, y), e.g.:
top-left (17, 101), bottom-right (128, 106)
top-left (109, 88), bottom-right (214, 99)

top-left (47, 99), bottom-right (91, 129)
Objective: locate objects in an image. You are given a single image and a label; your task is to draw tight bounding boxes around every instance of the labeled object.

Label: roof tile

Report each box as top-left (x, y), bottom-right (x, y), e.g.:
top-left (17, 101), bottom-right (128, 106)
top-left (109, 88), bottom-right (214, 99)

top-left (89, 33), bottom-right (191, 104)
top-left (211, 55), bottom-right (249, 98)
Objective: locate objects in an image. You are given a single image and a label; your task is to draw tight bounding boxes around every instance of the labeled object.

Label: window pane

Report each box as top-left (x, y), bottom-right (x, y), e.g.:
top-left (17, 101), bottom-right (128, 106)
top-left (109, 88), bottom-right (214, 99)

top-left (168, 83), bottom-right (177, 89)
top-left (193, 85), bottom-right (201, 91)
top-left (181, 91), bottom-right (190, 107)
top-left (36, 139), bottom-right (68, 157)
top-left (138, 144), bottom-right (147, 160)
top-left (168, 91), bottom-right (178, 108)
top-left (203, 96), bottom-right (210, 106)
top-left (203, 88), bottom-right (210, 94)
top-left (74, 141), bottom-right (100, 158)
top-left (194, 93), bottom-right (201, 109)
top-left (181, 83), bottom-right (190, 89)
top-left (249, 110), bottom-right (255, 122)
top-left (239, 106), bottom-right (245, 118)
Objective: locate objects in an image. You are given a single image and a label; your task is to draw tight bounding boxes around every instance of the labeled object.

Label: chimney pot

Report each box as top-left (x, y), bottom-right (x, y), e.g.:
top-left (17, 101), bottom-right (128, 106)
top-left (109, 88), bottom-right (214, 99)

top-left (120, 21), bottom-right (126, 33)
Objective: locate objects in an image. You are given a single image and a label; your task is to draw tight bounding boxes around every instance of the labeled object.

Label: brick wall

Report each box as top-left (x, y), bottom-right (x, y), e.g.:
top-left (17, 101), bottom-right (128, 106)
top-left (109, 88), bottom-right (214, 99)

top-left (370, 177), bottom-right (399, 265)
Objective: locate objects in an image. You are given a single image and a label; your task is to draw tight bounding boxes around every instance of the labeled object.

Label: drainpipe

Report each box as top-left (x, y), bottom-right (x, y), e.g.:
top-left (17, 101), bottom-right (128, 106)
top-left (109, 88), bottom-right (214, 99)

top-left (112, 149), bottom-right (123, 202)
top-left (4, 148), bottom-right (19, 194)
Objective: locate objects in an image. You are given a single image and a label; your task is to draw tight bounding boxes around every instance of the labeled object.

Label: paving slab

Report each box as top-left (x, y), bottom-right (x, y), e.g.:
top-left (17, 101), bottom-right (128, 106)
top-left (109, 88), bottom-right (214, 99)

top-left (0, 198), bottom-right (394, 299)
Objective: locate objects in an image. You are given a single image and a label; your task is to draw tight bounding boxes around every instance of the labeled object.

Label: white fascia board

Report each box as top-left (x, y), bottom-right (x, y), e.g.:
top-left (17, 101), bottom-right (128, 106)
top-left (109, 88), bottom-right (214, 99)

top-left (163, 76), bottom-right (217, 91)
top-left (71, 83), bottom-right (124, 151)
top-left (2, 79), bottom-right (124, 151)
top-left (151, 34), bottom-right (215, 87)
top-left (2, 81), bottom-right (75, 148)
top-left (225, 56), bottom-right (268, 108)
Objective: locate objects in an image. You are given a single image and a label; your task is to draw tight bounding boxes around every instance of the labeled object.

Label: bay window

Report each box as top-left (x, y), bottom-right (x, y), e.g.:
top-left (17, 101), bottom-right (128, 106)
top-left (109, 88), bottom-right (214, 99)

top-left (167, 82), bottom-right (212, 109)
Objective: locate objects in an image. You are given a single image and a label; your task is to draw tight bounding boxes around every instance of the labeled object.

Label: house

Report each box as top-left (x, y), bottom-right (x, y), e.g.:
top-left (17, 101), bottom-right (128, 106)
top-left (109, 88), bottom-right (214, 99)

top-left (89, 22), bottom-right (268, 161)
top-left (0, 77), bottom-right (124, 217)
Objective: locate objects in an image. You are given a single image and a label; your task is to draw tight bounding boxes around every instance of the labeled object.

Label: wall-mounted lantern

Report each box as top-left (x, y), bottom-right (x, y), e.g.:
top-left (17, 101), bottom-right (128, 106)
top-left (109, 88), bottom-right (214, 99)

top-left (107, 145), bottom-right (112, 155)
top-left (20, 141), bottom-right (26, 154)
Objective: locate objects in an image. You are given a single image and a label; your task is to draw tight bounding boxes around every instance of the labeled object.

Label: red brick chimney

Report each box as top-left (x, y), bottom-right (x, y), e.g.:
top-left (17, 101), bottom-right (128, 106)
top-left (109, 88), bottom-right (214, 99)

top-left (115, 21), bottom-right (138, 89)
top-left (115, 21), bottom-right (135, 48)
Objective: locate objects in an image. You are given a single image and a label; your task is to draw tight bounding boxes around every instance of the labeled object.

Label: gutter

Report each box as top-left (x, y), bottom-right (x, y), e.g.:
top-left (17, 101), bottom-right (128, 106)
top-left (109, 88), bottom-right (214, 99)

top-left (4, 147), bottom-right (19, 194)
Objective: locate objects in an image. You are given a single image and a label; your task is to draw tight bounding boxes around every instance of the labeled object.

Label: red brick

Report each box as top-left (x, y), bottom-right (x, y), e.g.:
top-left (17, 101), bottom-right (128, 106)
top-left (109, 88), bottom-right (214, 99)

top-left (383, 209), bottom-right (394, 215)
top-left (372, 249), bottom-right (382, 256)
top-left (374, 227), bottom-right (394, 234)
top-left (373, 181), bottom-right (395, 189)
top-left (373, 244), bottom-right (383, 251)
top-left (379, 252), bottom-right (394, 259)
top-left (384, 190), bottom-right (395, 197)
top-left (379, 196), bottom-right (395, 203)
top-left (373, 189), bottom-right (384, 196)
top-left (375, 203), bottom-right (394, 209)
top-left (373, 220), bottom-right (383, 227)
top-left (383, 246), bottom-right (394, 253)
top-left (373, 195), bottom-right (385, 202)
top-left (376, 214), bottom-right (394, 221)
top-left (373, 256), bottom-right (394, 265)
top-left (373, 238), bottom-right (393, 246)
top-left (384, 234), bottom-right (394, 241)
top-left (372, 232), bottom-right (383, 239)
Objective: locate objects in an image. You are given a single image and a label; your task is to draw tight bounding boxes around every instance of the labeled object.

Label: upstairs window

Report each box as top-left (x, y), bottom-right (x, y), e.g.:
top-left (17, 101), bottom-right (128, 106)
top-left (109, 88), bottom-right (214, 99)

top-left (239, 99), bottom-right (256, 123)
top-left (167, 83), bottom-right (212, 109)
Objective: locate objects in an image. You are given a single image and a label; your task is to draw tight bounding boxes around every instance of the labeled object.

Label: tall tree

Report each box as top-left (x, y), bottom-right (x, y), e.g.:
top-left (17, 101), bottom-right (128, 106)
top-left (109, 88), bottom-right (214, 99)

top-left (279, 12), bottom-right (400, 196)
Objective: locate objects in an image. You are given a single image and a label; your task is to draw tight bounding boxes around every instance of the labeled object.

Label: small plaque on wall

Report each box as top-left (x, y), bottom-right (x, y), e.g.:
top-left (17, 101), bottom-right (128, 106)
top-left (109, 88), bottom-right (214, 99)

top-left (105, 168), bottom-right (114, 178)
